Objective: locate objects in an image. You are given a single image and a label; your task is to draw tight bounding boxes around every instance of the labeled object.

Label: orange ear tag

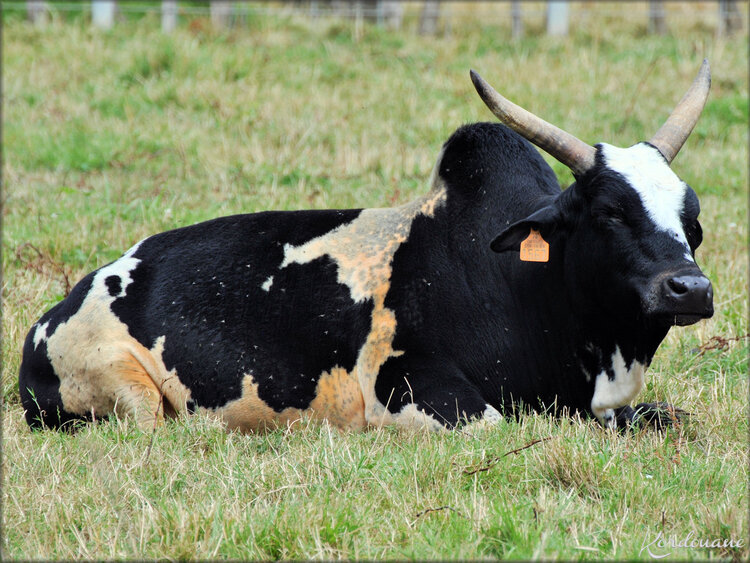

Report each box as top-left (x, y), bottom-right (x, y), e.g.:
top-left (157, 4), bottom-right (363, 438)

top-left (519, 229), bottom-right (549, 262)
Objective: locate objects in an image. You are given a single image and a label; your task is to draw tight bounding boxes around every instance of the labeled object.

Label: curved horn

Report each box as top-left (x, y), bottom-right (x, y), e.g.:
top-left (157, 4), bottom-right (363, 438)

top-left (649, 59), bottom-right (711, 164)
top-left (470, 69), bottom-right (596, 177)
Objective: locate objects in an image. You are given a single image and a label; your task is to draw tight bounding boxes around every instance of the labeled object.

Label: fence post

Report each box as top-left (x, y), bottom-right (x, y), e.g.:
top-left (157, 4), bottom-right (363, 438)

top-left (210, 1), bottom-right (232, 29)
top-left (718, 0), bottom-right (742, 36)
top-left (546, 0), bottom-right (569, 36)
top-left (419, 1), bottom-right (440, 35)
top-left (92, 1), bottom-right (116, 29)
top-left (359, 0), bottom-right (380, 23)
top-left (27, 1), bottom-right (48, 25)
top-left (511, 0), bottom-right (523, 39)
top-left (354, 1), bottom-right (363, 37)
top-left (649, 0), bottom-right (667, 35)
top-left (162, 1), bottom-right (177, 32)
top-left (380, 1), bottom-right (403, 29)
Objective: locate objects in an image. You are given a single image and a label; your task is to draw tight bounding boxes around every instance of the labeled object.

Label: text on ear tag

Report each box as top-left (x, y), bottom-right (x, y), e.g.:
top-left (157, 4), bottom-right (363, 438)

top-left (520, 229), bottom-right (549, 262)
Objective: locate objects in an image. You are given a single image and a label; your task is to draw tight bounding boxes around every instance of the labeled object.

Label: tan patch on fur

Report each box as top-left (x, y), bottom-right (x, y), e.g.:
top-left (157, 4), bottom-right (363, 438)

top-left (214, 367), bottom-right (366, 432)
top-left (48, 297), bottom-right (167, 429)
top-left (148, 336), bottom-right (193, 413)
top-left (308, 367), bottom-right (366, 429)
top-left (212, 375), bottom-right (291, 432)
top-left (109, 351), bottom-right (166, 427)
top-left (46, 259), bottom-right (193, 430)
top-left (280, 185), bottom-right (447, 427)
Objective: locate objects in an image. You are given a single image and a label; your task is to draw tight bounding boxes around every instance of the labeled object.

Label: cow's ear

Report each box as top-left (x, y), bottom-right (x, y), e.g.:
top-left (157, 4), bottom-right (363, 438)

top-left (490, 205), bottom-right (561, 253)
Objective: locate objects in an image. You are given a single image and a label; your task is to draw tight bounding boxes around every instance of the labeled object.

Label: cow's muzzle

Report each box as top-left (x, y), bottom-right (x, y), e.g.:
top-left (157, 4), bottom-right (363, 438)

top-left (643, 271), bottom-right (714, 326)
top-left (658, 273), bottom-right (714, 326)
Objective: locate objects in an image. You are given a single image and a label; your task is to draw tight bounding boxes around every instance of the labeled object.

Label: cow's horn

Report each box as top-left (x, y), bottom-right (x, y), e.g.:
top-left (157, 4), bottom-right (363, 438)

top-left (470, 69), bottom-right (596, 177)
top-left (649, 59), bottom-right (711, 164)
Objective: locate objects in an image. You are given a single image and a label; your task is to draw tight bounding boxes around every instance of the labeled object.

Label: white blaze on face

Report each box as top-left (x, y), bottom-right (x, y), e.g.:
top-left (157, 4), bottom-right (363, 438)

top-left (600, 143), bottom-right (694, 262)
top-left (590, 346), bottom-right (645, 427)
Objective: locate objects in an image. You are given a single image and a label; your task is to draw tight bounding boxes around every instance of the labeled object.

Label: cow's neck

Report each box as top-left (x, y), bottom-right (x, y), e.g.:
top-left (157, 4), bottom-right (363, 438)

top-left (494, 250), bottom-right (668, 417)
top-left (444, 193), bottom-right (670, 417)
top-left (565, 283), bottom-right (671, 422)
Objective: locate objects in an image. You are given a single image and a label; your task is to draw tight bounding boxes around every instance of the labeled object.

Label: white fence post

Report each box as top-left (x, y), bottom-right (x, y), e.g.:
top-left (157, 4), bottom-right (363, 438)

top-left (511, 0), bottom-right (523, 38)
top-left (210, 1), bottom-right (232, 29)
top-left (91, 1), bottom-right (116, 29)
top-left (162, 1), bottom-right (177, 33)
top-left (718, 0), bottom-right (743, 36)
top-left (419, 1), bottom-right (440, 35)
top-left (380, 1), bottom-right (403, 29)
top-left (27, 1), bottom-right (48, 25)
top-left (649, 0), bottom-right (667, 35)
top-left (546, 0), bottom-right (569, 36)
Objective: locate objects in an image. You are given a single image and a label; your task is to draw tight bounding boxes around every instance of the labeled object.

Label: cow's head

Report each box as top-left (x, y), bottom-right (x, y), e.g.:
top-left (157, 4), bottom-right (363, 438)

top-left (472, 61), bottom-right (713, 329)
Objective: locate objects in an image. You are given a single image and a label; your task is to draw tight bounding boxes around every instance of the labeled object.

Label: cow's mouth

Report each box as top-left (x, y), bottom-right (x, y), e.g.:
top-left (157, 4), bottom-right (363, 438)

top-left (655, 308), bottom-right (713, 326)
top-left (673, 313), bottom-right (710, 326)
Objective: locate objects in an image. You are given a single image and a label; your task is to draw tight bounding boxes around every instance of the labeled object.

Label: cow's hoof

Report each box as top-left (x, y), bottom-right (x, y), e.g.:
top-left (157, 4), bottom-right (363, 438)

top-left (615, 402), bottom-right (689, 431)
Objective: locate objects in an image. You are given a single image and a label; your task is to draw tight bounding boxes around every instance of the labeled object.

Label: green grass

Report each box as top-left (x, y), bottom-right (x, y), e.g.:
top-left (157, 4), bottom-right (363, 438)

top-left (2, 4), bottom-right (748, 560)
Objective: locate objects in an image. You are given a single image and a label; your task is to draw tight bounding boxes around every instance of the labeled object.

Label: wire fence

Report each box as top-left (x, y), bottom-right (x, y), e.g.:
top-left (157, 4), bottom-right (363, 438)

top-left (9, 1), bottom-right (747, 37)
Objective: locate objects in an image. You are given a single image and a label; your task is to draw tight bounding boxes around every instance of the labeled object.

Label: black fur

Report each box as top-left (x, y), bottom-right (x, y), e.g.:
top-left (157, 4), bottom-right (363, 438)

top-left (110, 210), bottom-right (373, 412)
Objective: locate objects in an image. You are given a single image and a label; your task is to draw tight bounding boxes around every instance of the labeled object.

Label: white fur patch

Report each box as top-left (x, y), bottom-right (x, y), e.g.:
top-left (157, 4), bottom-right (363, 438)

top-left (391, 403), bottom-right (446, 431)
top-left (123, 238), bottom-right (145, 258)
top-left (465, 403), bottom-right (504, 431)
top-left (91, 238), bottom-right (146, 300)
top-left (590, 346), bottom-right (645, 427)
top-left (33, 321), bottom-right (50, 350)
top-left (261, 275), bottom-right (274, 292)
top-left (600, 143), bottom-right (693, 262)
top-left (482, 403), bottom-right (502, 423)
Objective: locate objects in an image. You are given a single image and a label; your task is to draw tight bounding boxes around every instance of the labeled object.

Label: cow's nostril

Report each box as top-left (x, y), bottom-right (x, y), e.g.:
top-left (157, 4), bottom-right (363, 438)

top-left (667, 277), bottom-right (689, 295)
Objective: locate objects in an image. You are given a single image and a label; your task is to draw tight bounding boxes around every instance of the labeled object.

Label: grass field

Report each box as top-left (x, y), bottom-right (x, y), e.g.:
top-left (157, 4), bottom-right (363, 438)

top-left (2, 3), bottom-right (748, 560)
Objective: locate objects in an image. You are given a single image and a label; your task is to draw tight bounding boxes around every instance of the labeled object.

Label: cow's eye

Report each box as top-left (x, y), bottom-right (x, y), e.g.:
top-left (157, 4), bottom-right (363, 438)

top-left (685, 220), bottom-right (703, 250)
top-left (595, 206), bottom-right (629, 229)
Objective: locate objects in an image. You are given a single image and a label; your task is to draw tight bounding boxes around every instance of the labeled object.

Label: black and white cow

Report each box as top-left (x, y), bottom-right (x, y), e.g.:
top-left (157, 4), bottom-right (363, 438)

top-left (19, 61), bottom-right (713, 432)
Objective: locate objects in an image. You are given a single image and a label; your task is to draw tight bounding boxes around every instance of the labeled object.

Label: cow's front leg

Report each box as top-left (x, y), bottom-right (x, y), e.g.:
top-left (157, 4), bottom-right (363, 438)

top-left (613, 402), bottom-right (689, 431)
top-left (369, 355), bottom-right (492, 430)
